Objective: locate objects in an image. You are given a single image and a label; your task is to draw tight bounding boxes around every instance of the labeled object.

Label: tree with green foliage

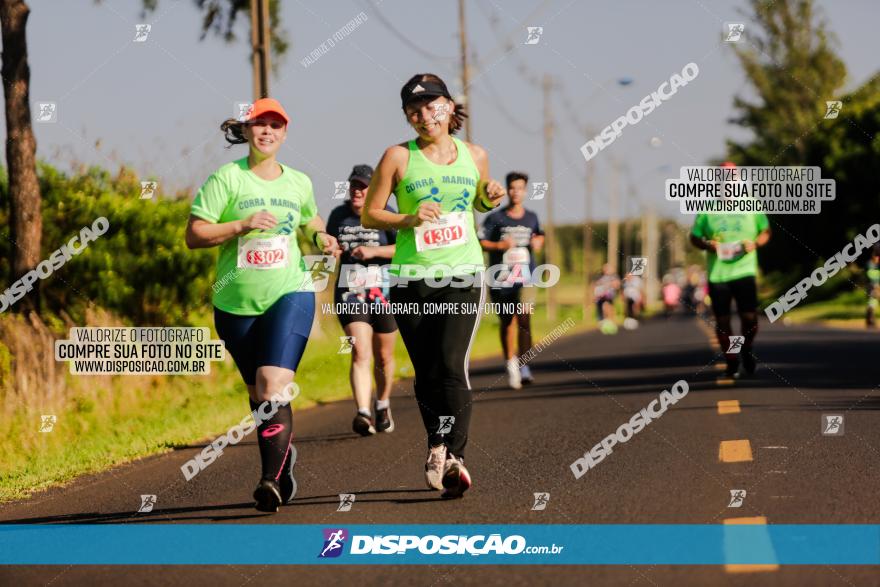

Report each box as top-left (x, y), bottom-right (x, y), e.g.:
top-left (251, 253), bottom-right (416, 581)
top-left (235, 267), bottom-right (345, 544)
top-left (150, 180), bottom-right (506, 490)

top-left (727, 0), bottom-right (879, 285)
top-left (727, 0), bottom-right (846, 166)
top-left (139, 0), bottom-right (289, 72)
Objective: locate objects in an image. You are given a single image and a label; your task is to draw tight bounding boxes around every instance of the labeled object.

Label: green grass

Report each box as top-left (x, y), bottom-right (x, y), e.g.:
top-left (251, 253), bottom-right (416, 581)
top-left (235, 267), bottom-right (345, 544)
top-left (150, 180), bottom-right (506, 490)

top-left (780, 289), bottom-right (870, 328)
top-left (0, 295), bottom-right (593, 503)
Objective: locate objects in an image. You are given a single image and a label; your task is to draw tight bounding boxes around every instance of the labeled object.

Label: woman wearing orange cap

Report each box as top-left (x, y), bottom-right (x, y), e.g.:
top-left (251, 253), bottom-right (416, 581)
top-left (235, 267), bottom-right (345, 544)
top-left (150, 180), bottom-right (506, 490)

top-left (186, 98), bottom-right (340, 512)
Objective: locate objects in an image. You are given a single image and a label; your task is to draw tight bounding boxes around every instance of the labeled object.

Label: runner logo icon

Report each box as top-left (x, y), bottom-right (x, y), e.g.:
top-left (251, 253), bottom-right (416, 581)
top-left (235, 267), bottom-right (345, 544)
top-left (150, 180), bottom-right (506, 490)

top-left (437, 416), bottom-right (455, 434)
top-left (524, 27), bottom-right (543, 45)
top-left (37, 102), bottom-right (57, 123)
top-left (432, 103), bottom-right (450, 122)
top-left (333, 181), bottom-right (350, 200)
top-left (727, 336), bottom-right (744, 354)
top-left (39, 414), bottom-right (57, 432)
top-left (140, 181), bottom-right (157, 199)
top-left (337, 494), bottom-right (356, 512)
top-left (822, 414), bottom-right (844, 436)
top-left (728, 489), bottom-right (746, 508)
top-left (134, 24), bottom-right (151, 42)
top-left (629, 257), bottom-right (647, 276)
top-left (530, 182), bottom-right (548, 200)
top-left (319, 529), bottom-right (348, 558)
top-left (724, 23), bottom-right (744, 42)
top-left (531, 492), bottom-right (550, 511)
top-left (824, 101), bottom-right (842, 119)
top-left (303, 255), bottom-right (337, 292)
top-left (137, 494), bottom-right (157, 513)
top-left (236, 103), bottom-right (253, 122)
top-left (338, 336), bottom-right (355, 354)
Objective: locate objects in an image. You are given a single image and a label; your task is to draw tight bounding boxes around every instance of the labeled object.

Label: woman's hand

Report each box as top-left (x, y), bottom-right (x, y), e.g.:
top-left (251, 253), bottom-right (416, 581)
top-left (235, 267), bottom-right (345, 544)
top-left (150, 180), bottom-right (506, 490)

top-left (406, 201), bottom-right (442, 227)
top-left (480, 179), bottom-right (506, 208)
top-left (242, 210), bottom-right (277, 232)
top-left (316, 232), bottom-right (341, 257)
top-left (350, 246), bottom-right (374, 261)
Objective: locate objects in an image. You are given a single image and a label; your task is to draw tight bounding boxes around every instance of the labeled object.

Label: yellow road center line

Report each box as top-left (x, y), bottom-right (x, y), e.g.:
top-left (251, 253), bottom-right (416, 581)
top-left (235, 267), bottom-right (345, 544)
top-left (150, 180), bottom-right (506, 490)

top-left (717, 400), bottom-right (741, 414)
top-left (723, 516), bottom-right (779, 573)
top-left (719, 439), bottom-right (753, 462)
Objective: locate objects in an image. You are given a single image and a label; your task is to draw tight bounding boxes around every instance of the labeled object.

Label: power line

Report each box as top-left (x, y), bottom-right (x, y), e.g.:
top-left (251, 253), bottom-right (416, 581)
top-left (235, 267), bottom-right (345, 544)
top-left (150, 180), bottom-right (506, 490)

top-left (359, 0), bottom-right (457, 62)
top-left (473, 71), bottom-right (541, 135)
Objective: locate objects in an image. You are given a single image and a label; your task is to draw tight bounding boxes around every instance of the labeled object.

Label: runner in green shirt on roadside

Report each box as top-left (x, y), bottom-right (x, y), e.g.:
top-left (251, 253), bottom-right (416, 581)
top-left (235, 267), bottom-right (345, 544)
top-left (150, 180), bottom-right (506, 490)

top-left (362, 73), bottom-right (506, 499)
top-left (186, 98), bottom-right (340, 513)
top-left (690, 162), bottom-right (771, 379)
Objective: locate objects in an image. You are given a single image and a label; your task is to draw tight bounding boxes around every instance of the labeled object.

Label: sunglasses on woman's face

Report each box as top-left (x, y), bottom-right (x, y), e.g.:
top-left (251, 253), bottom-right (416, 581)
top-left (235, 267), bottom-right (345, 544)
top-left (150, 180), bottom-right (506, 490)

top-left (248, 119), bottom-right (285, 130)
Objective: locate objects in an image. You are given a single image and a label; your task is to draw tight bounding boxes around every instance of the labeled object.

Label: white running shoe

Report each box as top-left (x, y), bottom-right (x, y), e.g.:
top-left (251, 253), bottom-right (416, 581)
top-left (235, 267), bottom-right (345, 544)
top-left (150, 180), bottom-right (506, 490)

top-left (425, 444), bottom-right (447, 490)
top-left (506, 359), bottom-right (522, 390)
top-left (441, 454), bottom-right (472, 499)
top-left (520, 364), bottom-right (534, 384)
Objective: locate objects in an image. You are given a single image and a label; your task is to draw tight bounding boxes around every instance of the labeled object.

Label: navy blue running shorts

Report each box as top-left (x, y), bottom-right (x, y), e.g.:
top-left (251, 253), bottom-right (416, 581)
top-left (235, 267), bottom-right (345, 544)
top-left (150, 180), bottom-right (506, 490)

top-left (213, 291), bottom-right (315, 385)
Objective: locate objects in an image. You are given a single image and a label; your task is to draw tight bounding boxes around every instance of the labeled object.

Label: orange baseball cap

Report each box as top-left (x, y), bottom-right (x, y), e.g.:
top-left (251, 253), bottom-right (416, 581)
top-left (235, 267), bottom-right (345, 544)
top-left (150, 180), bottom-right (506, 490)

top-left (246, 98), bottom-right (290, 124)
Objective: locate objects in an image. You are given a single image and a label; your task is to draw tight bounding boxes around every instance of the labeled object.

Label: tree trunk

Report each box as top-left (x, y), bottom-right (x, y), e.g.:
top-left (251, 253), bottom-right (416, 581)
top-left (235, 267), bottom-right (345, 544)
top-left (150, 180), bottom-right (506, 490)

top-left (0, 0), bottom-right (41, 314)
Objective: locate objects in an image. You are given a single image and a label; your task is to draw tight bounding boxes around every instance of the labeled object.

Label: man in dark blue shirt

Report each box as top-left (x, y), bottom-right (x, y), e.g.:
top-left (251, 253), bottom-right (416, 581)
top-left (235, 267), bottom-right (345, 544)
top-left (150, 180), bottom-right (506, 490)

top-left (479, 171), bottom-right (544, 389)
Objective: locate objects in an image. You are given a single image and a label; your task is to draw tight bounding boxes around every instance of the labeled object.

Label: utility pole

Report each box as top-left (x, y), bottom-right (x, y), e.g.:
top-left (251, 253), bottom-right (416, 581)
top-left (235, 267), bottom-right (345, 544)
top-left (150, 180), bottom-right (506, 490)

top-left (582, 159), bottom-right (594, 321)
top-left (458, 0), bottom-right (472, 142)
top-left (251, 0), bottom-right (270, 99)
top-left (542, 74), bottom-right (557, 320)
top-left (642, 206), bottom-right (659, 309)
top-left (607, 160), bottom-right (620, 274)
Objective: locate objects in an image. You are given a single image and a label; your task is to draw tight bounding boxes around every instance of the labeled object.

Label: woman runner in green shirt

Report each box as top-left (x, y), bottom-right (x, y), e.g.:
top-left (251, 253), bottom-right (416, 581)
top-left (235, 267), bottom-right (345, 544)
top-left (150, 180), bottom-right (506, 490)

top-left (186, 98), bottom-right (340, 512)
top-left (362, 73), bottom-right (506, 499)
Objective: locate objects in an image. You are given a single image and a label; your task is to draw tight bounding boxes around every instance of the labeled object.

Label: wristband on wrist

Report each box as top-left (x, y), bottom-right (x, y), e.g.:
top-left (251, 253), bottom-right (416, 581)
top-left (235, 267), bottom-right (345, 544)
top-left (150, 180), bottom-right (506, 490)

top-left (475, 192), bottom-right (496, 212)
top-left (313, 230), bottom-right (327, 247)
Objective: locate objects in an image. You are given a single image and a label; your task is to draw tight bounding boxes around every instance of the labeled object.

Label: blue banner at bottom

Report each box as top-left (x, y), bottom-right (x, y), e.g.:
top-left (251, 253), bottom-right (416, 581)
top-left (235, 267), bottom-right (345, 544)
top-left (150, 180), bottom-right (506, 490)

top-left (1, 524), bottom-right (878, 565)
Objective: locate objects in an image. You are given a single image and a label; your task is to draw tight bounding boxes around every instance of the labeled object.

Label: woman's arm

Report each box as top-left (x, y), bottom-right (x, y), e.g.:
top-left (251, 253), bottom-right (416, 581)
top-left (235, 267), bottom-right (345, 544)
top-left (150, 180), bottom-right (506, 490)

top-left (302, 215), bottom-right (341, 257)
top-left (467, 143), bottom-right (505, 213)
top-left (351, 244), bottom-right (396, 261)
top-left (185, 211), bottom-right (276, 249)
top-left (362, 145), bottom-right (431, 230)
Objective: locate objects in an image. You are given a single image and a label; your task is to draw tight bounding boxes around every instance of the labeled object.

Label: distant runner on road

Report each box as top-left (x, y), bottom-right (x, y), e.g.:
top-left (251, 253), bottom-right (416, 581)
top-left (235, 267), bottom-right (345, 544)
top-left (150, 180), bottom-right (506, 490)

top-left (689, 161), bottom-right (771, 379)
top-left (479, 171), bottom-right (544, 389)
top-left (594, 264), bottom-right (620, 334)
top-left (621, 271), bottom-right (644, 330)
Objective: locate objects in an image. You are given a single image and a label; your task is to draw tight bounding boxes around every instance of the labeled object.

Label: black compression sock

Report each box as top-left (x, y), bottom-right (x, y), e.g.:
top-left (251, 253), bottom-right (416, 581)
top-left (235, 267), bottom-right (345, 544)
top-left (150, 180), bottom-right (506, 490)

top-left (250, 397), bottom-right (293, 481)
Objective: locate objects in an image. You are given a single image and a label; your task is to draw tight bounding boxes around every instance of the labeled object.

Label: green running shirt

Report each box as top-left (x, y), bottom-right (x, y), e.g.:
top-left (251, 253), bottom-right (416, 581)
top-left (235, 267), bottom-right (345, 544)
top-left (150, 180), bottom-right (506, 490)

top-left (691, 212), bottom-right (770, 283)
top-left (190, 157), bottom-right (318, 315)
top-left (391, 137), bottom-right (484, 277)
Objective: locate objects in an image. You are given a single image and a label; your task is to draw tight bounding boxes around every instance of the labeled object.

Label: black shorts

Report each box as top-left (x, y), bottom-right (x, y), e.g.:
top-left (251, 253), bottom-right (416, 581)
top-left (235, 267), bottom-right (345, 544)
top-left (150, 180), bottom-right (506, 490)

top-left (489, 286), bottom-right (524, 321)
top-left (334, 289), bottom-right (398, 334)
top-left (709, 276), bottom-right (758, 315)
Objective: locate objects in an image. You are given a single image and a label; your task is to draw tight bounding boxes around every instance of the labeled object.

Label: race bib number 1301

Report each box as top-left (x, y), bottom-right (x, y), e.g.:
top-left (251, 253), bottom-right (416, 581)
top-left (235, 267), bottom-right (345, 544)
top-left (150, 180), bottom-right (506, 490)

top-left (414, 212), bottom-right (468, 252)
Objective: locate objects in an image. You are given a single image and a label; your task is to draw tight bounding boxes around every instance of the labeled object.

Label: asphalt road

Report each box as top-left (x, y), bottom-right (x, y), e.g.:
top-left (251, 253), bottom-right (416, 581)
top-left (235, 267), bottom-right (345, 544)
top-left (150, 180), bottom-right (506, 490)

top-left (2, 314), bottom-right (879, 586)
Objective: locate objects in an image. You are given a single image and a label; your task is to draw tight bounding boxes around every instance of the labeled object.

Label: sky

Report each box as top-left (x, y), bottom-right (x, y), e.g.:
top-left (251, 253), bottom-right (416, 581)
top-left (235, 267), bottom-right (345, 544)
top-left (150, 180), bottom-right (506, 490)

top-left (9, 0), bottom-right (880, 222)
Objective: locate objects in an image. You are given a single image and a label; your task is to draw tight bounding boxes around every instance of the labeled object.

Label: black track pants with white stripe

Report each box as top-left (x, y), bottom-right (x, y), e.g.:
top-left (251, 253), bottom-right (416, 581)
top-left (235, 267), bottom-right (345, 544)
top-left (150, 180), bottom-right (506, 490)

top-left (392, 279), bottom-right (484, 457)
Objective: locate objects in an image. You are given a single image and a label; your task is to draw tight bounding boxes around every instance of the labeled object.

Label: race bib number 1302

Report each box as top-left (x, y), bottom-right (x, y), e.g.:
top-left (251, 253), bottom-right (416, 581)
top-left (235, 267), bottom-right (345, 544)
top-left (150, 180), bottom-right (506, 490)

top-left (237, 235), bottom-right (289, 269)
